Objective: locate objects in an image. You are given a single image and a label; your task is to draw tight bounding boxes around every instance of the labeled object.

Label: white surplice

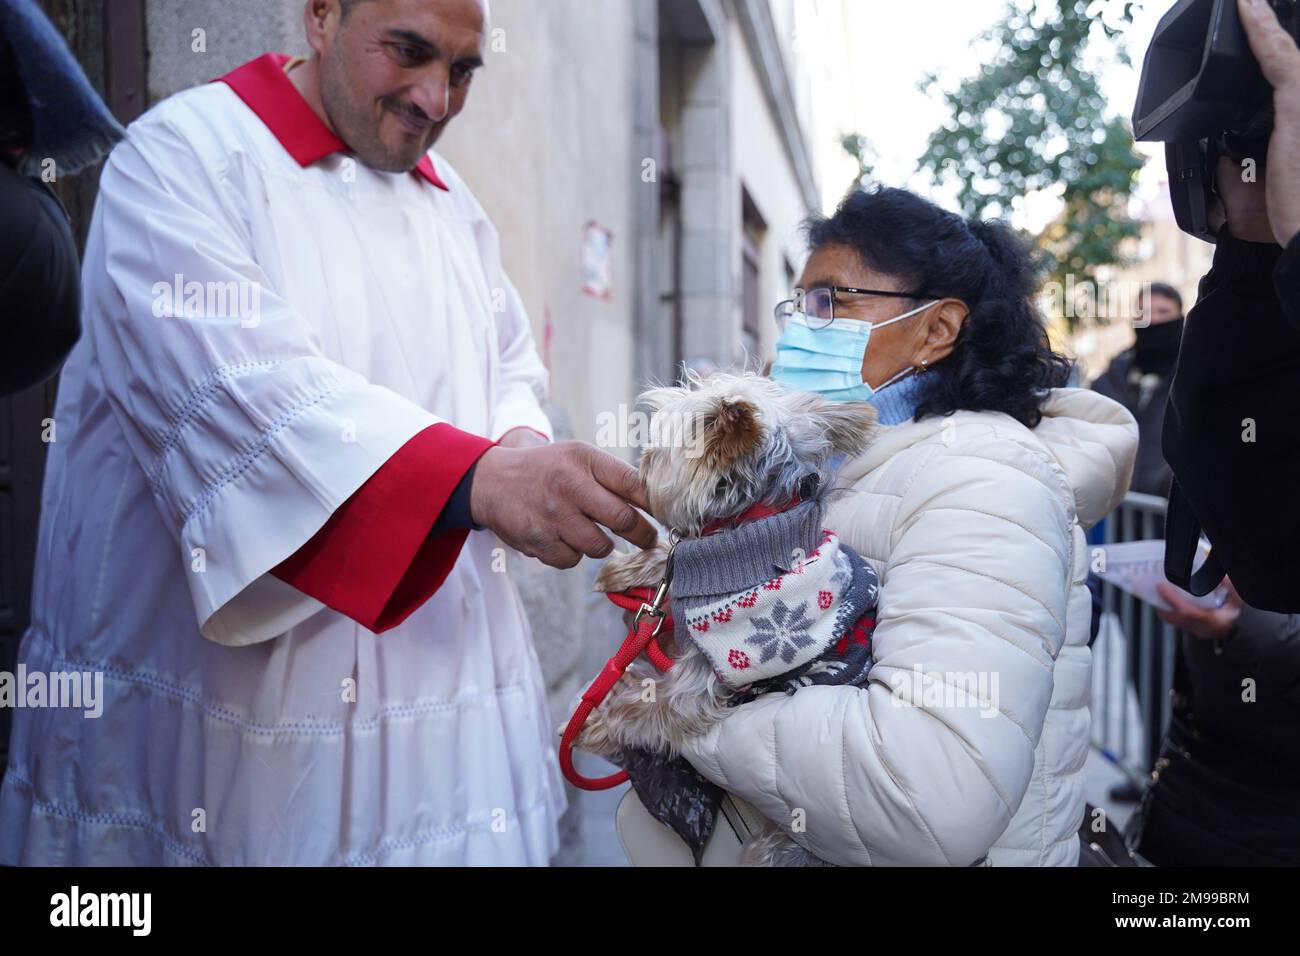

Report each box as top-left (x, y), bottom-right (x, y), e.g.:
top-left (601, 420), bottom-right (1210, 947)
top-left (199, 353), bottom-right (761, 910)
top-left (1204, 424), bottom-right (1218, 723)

top-left (0, 71), bottom-right (566, 865)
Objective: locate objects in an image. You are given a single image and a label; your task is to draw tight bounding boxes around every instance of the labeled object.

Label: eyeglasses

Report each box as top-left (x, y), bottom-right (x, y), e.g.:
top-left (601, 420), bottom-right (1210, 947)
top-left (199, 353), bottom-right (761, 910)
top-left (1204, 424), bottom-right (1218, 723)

top-left (774, 285), bottom-right (939, 331)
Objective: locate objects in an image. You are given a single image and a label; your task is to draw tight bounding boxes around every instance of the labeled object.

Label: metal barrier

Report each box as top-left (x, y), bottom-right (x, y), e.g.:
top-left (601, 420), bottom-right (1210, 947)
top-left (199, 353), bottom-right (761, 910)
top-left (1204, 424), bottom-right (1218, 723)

top-left (1089, 491), bottom-right (1179, 787)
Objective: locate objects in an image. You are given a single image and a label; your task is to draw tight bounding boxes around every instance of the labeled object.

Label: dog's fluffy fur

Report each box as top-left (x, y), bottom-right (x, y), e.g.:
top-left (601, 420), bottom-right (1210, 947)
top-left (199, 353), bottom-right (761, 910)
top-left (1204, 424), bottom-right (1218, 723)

top-left (576, 372), bottom-right (877, 866)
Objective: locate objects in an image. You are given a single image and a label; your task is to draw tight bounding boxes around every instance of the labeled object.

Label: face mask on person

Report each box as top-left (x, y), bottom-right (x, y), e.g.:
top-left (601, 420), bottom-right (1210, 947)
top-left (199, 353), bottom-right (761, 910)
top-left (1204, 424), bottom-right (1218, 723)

top-left (1132, 316), bottom-right (1184, 374)
top-left (771, 300), bottom-right (939, 402)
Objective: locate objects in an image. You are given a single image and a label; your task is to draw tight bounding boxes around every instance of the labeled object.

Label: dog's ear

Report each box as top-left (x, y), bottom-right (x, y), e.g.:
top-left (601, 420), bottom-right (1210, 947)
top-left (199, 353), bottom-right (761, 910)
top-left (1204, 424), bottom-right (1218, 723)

top-left (784, 390), bottom-right (878, 458)
top-left (819, 400), bottom-right (878, 457)
top-left (700, 395), bottom-right (764, 470)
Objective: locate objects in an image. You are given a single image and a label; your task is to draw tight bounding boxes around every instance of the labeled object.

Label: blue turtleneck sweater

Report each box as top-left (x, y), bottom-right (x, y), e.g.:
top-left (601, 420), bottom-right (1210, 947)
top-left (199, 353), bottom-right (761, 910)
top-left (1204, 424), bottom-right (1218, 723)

top-left (869, 372), bottom-right (930, 426)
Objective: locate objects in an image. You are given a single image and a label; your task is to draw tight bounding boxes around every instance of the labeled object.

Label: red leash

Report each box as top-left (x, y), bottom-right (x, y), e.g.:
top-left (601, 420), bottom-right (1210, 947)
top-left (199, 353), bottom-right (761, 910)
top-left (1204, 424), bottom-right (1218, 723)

top-left (559, 559), bottom-right (676, 791)
top-left (605, 588), bottom-right (676, 672)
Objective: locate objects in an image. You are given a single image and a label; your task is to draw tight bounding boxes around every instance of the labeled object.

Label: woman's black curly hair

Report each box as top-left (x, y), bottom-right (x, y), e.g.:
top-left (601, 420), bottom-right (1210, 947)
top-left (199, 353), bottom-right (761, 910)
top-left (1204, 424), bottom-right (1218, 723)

top-left (803, 186), bottom-right (1072, 429)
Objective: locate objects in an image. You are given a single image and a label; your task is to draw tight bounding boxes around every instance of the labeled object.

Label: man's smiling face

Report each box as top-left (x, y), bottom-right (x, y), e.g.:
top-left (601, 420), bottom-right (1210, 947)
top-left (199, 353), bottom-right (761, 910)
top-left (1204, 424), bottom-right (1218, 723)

top-left (311, 0), bottom-right (486, 173)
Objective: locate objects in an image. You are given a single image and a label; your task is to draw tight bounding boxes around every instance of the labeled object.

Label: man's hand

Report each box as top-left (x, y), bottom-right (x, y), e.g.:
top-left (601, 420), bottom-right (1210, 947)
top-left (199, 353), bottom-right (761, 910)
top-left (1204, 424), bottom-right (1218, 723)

top-left (1228, 0), bottom-right (1300, 247)
top-left (1155, 579), bottom-right (1244, 641)
top-left (470, 441), bottom-right (658, 569)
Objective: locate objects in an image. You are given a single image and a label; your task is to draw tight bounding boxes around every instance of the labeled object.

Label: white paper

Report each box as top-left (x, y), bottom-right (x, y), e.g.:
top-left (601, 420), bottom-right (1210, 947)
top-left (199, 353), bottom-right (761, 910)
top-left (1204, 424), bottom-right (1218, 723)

top-left (1093, 539), bottom-right (1227, 612)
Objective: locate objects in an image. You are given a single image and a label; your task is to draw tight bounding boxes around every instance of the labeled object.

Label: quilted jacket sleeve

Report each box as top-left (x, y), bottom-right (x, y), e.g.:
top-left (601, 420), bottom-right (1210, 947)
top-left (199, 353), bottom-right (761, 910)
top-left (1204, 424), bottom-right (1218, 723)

top-left (678, 432), bottom-right (1076, 866)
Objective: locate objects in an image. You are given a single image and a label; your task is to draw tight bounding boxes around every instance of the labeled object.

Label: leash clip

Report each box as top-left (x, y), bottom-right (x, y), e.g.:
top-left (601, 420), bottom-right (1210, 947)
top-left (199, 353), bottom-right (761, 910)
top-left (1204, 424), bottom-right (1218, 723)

top-left (560, 540), bottom-right (679, 790)
top-left (632, 542), bottom-right (676, 637)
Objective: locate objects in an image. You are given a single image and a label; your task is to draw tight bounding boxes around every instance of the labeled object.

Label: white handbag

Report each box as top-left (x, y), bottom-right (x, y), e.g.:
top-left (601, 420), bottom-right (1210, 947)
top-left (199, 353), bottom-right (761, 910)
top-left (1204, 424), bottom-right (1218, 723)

top-left (614, 788), bottom-right (768, 866)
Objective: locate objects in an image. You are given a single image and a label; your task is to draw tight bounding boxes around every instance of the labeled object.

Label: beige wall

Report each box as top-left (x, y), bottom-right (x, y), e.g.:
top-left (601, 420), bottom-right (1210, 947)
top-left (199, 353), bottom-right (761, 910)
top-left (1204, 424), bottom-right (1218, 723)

top-left (729, 15), bottom-right (813, 364)
top-left (148, 0), bottom-right (307, 101)
top-left (436, 0), bottom-right (643, 452)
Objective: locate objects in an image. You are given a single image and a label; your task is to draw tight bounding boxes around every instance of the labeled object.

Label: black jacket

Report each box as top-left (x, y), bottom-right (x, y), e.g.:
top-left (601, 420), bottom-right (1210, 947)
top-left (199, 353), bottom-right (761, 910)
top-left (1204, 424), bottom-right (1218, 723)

top-left (1091, 348), bottom-right (1173, 498)
top-left (1177, 605), bottom-right (1300, 764)
top-left (1130, 604), bottom-right (1300, 866)
top-left (1162, 232), bottom-right (1300, 612)
top-left (0, 158), bottom-right (81, 395)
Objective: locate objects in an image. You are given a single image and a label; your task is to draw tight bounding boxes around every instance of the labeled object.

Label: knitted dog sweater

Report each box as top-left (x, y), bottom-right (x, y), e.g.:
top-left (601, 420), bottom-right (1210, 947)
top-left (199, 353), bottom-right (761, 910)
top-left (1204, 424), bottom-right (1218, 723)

top-left (621, 500), bottom-right (879, 861)
top-left (670, 500), bottom-right (879, 692)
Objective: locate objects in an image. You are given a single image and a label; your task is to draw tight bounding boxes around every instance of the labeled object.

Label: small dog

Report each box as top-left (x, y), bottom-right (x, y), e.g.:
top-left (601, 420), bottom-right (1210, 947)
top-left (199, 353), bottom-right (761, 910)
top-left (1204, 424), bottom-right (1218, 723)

top-left (574, 372), bottom-right (880, 866)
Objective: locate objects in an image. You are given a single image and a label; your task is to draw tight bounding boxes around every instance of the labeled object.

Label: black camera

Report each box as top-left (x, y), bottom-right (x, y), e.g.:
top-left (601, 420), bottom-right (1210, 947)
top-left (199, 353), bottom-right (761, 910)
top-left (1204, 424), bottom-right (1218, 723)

top-left (1133, 0), bottom-right (1300, 242)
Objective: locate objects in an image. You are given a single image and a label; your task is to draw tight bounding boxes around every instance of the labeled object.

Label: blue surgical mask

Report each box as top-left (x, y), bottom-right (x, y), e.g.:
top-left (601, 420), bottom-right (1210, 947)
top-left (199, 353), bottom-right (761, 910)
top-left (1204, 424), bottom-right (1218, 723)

top-left (771, 300), bottom-right (940, 402)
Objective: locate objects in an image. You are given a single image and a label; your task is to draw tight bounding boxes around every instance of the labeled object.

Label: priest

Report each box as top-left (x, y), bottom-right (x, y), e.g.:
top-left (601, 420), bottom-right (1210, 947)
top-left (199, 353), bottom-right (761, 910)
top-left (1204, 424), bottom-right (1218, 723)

top-left (0, 0), bottom-right (655, 865)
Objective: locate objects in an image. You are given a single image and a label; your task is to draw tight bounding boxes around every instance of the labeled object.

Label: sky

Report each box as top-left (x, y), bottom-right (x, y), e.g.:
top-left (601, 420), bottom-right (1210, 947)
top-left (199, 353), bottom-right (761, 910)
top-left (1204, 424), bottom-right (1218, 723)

top-left (808, 0), bottom-right (1174, 225)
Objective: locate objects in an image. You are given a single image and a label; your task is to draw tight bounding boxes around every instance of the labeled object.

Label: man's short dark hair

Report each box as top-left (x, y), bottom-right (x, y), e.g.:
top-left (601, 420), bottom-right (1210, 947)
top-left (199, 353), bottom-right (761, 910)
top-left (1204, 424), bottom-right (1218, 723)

top-left (1146, 281), bottom-right (1183, 312)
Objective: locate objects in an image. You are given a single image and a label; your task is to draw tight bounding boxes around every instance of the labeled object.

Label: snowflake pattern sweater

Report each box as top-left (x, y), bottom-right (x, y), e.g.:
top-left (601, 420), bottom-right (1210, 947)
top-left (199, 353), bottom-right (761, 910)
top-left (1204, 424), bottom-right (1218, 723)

top-left (671, 500), bottom-right (879, 691)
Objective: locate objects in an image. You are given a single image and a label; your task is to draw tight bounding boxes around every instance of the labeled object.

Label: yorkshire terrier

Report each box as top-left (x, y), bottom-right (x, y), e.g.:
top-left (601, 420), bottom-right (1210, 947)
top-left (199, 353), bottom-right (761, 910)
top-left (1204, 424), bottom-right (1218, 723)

top-left (573, 372), bottom-right (880, 866)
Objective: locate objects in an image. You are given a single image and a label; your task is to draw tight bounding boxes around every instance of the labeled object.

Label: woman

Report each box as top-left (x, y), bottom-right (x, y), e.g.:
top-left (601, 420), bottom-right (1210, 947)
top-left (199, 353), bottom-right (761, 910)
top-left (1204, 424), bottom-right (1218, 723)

top-left (678, 187), bottom-right (1139, 866)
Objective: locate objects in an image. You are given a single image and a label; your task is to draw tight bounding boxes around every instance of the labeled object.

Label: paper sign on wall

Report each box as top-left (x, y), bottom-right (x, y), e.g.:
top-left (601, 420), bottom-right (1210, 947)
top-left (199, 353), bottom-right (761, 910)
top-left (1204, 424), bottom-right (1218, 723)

top-left (581, 221), bottom-right (613, 300)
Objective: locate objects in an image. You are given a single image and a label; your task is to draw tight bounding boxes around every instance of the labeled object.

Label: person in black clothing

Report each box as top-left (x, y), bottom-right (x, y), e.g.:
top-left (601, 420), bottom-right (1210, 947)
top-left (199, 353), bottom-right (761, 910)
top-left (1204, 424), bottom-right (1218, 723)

top-left (1092, 283), bottom-right (1184, 498)
top-left (0, 0), bottom-right (123, 396)
top-left (1162, 0), bottom-right (1300, 613)
top-left (0, 157), bottom-right (81, 397)
top-left (1127, 0), bottom-right (1300, 863)
top-left (0, 29), bottom-right (78, 396)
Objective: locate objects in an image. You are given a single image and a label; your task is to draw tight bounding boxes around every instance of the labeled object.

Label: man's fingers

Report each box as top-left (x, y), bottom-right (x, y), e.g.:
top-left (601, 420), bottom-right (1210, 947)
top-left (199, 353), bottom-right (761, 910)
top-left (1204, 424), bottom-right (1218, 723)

top-left (536, 540), bottom-right (584, 570)
top-left (1239, 0), bottom-right (1300, 89)
top-left (559, 518), bottom-right (617, 561)
top-left (621, 510), bottom-right (660, 551)
top-left (582, 486), bottom-right (658, 550)
top-left (581, 448), bottom-right (658, 549)
top-left (586, 448), bottom-right (651, 512)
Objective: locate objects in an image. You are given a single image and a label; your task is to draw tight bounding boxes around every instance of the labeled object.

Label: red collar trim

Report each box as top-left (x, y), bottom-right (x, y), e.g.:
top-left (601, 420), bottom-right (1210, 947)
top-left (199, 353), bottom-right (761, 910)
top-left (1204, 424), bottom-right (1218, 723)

top-left (216, 53), bottom-right (449, 191)
top-left (700, 492), bottom-right (803, 538)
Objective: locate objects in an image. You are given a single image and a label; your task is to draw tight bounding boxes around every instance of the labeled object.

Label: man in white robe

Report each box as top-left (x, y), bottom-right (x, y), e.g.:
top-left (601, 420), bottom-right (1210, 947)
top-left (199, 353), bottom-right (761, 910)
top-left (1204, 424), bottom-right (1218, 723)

top-left (0, 0), bottom-right (655, 865)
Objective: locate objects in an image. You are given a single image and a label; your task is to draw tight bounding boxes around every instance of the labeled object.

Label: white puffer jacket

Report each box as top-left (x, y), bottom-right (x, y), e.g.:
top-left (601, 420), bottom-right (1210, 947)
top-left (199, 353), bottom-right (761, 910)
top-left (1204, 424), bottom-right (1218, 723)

top-left (680, 388), bottom-right (1138, 866)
